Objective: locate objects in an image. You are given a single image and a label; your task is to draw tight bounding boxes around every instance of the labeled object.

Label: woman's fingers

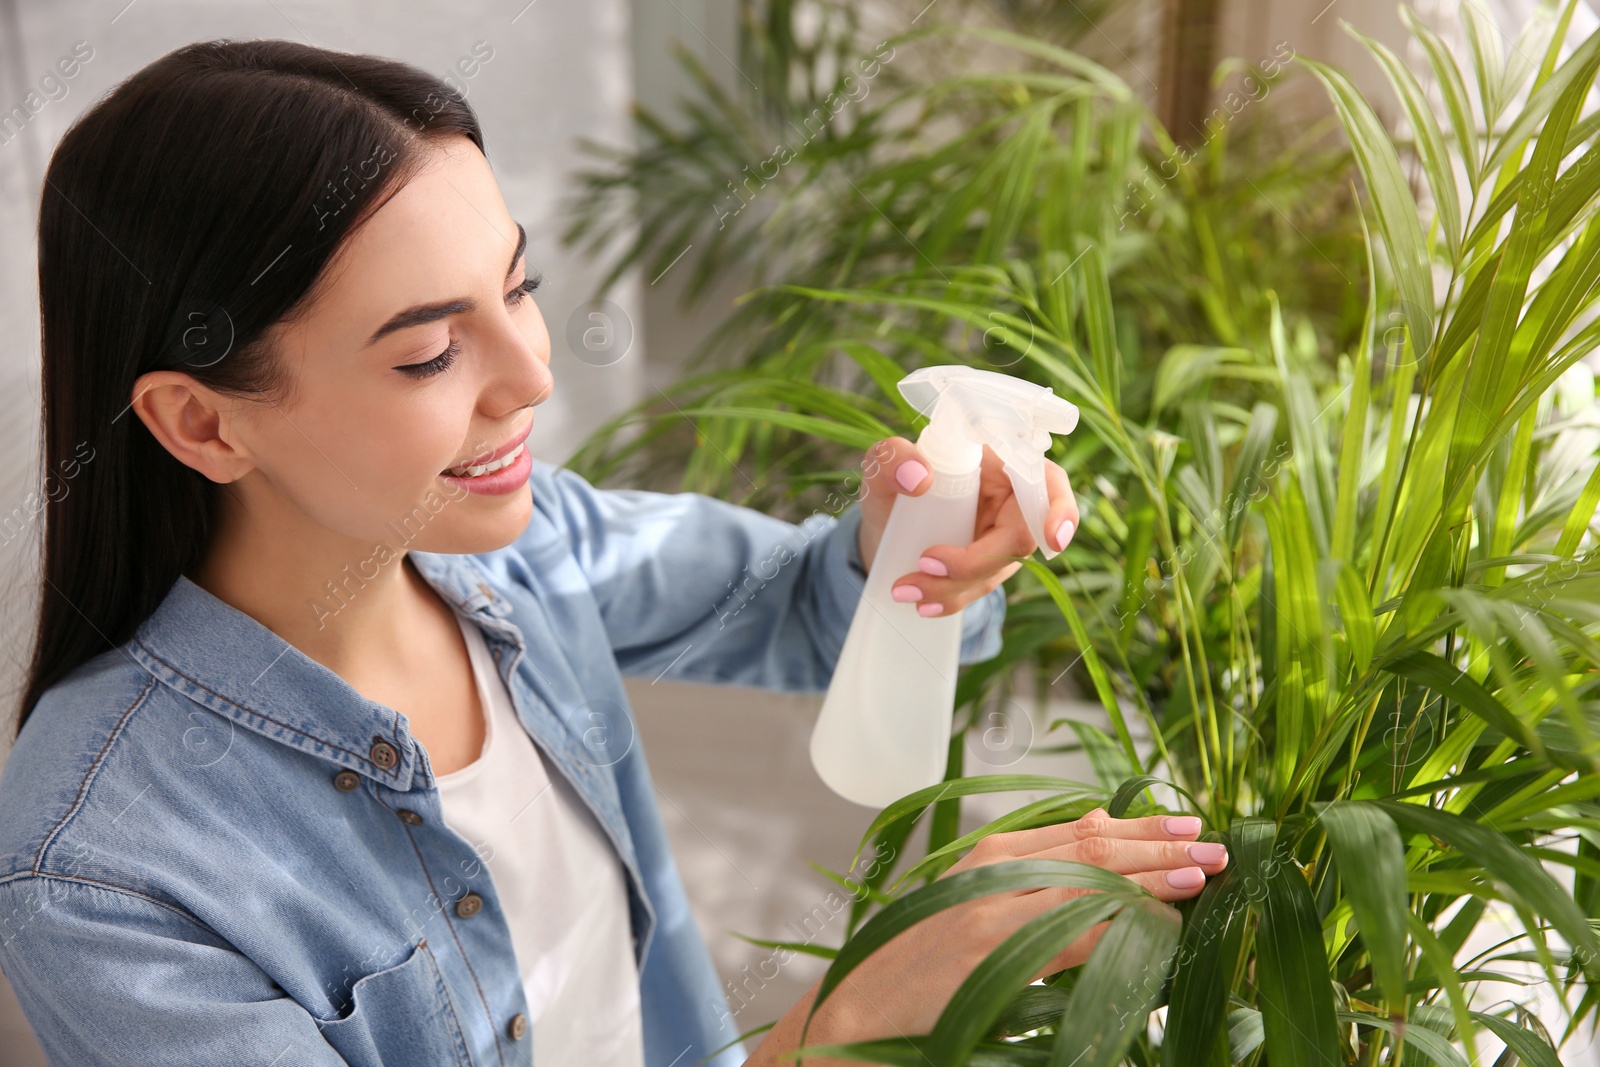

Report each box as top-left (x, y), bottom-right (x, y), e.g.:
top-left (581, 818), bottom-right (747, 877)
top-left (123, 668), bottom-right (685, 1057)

top-left (857, 436), bottom-right (936, 576)
top-left (973, 452), bottom-right (1078, 551)
top-left (1040, 459), bottom-right (1078, 552)
top-left (1030, 835), bottom-right (1229, 880)
top-left (888, 559), bottom-right (1020, 617)
top-left (972, 808), bottom-right (1207, 862)
top-left (1015, 808), bottom-right (1228, 879)
top-left (862, 436), bottom-right (930, 501)
top-left (1006, 871), bottom-right (1204, 976)
top-left (889, 498), bottom-right (1035, 614)
top-left (861, 808), bottom-right (1217, 1034)
top-left (1126, 866), bottom-right (1213, 898)
top-left (904, 459), bottom-right (1078, 609)
top-left (945, 499), bottom-right (1038, 573)
top-left (944, 809), bottom-right (1224, 910)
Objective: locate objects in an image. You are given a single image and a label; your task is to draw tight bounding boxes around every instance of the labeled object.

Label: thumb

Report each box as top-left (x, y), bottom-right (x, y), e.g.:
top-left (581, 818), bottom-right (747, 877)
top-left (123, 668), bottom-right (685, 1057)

top-left (862, 436), bottom-right (930, 506)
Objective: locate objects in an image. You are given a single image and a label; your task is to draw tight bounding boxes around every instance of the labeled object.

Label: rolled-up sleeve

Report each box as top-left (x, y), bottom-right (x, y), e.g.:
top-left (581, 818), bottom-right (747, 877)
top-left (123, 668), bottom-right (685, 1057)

top-left (530, 461), bottom-right (1006, 693)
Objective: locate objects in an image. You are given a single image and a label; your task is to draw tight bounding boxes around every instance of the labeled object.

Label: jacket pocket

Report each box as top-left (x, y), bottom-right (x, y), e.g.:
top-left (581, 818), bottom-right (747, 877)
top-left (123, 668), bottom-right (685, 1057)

top-left (314, 939), bottom-right (473, 1067)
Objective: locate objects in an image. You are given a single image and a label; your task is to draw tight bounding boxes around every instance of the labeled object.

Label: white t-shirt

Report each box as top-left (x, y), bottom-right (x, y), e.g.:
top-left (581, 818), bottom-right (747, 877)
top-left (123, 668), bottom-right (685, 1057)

top-left (434, 612), bottom-right (645, 1067)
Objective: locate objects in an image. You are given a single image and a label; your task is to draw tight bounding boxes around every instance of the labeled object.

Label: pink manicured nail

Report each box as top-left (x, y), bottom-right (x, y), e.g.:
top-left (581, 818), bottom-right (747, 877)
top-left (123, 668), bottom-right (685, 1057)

top-left (919, 556), bottom-right (948, 577)
top-left (896, 460), bottom-right (929, 492)
top-left (892, 585), bottom-right (923, 602)
top-left (1188, 843), bottom-right (1228, 865)
top-left (1166, 867), bottom-right (1205, 889)
top-left (917, 602), bottom-right (944, 617)
top-left (1055, 519), bottom-right (1076, 550)
top-left (1163, 816), bottom-right (1202, 836)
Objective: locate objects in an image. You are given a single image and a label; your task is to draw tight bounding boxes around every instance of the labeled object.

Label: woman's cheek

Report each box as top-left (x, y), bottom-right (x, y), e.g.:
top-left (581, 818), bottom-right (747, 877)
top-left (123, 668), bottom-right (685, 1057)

top-left (311, 390), bottom-right (448, 509)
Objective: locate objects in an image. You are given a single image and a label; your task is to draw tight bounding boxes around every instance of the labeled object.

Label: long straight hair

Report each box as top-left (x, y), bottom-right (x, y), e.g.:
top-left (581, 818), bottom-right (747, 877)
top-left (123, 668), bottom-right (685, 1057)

top-left (16, 39), bottom-right (485, 738)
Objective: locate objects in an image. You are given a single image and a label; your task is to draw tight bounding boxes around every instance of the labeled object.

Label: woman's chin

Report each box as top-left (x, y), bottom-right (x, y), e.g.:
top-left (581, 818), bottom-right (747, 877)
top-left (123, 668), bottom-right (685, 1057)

top-left (416, 503), bottom-right (535, 557)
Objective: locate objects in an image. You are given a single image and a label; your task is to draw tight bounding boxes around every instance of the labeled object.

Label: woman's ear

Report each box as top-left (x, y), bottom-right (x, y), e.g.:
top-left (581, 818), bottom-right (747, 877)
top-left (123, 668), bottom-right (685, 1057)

top-left (129, 370), bottom-right (257, 484)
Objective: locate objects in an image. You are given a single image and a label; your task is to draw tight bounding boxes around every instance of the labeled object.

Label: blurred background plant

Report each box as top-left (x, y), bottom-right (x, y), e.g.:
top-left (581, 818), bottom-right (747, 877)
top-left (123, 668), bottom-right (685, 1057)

top-left (560, 0), bottom-right (1367, 504)
top-left (563, 0), bottom-right (1600, 1062)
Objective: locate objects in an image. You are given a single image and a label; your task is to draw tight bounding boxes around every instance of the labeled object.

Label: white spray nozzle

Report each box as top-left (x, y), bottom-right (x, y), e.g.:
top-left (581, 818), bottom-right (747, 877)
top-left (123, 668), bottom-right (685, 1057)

top-left (898, 365), bottom-right (1080, 561)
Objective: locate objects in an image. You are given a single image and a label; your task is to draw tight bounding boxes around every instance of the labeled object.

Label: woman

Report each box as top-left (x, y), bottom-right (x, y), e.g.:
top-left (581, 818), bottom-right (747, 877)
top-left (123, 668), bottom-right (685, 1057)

top-left (0, 39), bottom-right (1228, 1067)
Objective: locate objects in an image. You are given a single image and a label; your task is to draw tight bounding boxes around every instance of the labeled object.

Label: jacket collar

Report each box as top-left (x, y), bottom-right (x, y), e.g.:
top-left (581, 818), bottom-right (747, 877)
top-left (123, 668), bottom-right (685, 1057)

top-left (129, 551), bottom-right (514, 793)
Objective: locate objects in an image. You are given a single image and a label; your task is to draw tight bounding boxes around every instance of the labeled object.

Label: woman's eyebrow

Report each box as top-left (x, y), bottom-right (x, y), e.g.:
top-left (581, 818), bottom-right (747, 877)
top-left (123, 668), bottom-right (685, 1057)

top-left (362, 222), bottom-right (528, 348)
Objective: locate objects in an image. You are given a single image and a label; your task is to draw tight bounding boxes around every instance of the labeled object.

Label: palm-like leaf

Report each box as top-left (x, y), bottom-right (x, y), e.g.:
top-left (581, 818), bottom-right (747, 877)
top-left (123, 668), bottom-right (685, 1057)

top-left (566, 0), bottom-right (1600, 1062)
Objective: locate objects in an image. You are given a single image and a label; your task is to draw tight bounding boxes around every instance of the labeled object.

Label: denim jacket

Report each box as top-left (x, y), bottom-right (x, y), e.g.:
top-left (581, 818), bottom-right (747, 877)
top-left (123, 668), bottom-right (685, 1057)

top-left (0, 458), bottom-right (1005, 1067)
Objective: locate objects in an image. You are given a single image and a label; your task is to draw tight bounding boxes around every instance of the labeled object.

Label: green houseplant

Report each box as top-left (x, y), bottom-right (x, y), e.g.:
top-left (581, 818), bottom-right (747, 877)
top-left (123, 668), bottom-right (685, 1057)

top-left (568, 1), bottom-right (1600, 1062)
top-left (786, 6), bottom-right (1600, 1064)
top-left (559, 0), bottom-right (1367, 505)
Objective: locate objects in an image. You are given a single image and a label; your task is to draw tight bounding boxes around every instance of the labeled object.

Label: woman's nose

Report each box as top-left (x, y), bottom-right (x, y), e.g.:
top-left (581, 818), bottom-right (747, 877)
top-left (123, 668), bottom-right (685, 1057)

top-left (489, 304), bottom-right (554, 410)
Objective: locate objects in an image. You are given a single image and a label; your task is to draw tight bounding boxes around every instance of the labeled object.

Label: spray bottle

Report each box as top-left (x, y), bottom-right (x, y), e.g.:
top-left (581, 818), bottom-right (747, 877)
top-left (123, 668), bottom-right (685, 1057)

top-left (810, 365), bottom-right (1080, 808)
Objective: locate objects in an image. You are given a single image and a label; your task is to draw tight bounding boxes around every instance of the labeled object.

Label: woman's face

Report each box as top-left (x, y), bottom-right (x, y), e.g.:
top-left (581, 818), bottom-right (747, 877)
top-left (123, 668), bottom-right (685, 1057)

top-left (164, 134), bottom-right (555, 561)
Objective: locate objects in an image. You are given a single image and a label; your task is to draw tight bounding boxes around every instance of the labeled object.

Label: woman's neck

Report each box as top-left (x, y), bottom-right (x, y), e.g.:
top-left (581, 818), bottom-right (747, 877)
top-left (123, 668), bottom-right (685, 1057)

top-left (191, 492), bottom-right (456, 688)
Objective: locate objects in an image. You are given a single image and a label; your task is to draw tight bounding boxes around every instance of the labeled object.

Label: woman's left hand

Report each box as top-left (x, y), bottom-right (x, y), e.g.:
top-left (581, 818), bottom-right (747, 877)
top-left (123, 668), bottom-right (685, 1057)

top-left (854, 435), bottom-right (1078, 617)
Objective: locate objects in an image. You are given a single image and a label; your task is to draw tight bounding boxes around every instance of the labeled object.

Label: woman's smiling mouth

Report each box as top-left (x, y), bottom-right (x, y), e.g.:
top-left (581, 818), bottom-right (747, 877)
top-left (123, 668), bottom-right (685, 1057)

top-left (441, 420), bottom-right (533, 477)
top-left (440, 421), bottom-right (535, 495)
top-left (445, 440), bottom-right (526, 478)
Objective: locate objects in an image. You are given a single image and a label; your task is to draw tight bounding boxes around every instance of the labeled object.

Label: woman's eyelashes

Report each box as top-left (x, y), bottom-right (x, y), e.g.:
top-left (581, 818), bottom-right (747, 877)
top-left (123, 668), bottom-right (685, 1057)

top-left (509, 270), bottom-right (542, 305)
top-left (394, 272), bottom-right (543, 380)
top-left (397, 339), bottom-right (460, 379)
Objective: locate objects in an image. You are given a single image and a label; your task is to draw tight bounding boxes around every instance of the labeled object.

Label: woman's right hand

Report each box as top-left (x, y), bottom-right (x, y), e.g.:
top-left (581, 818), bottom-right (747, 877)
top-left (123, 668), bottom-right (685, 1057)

top-left (746, 807), bottom-right (1228, 1066)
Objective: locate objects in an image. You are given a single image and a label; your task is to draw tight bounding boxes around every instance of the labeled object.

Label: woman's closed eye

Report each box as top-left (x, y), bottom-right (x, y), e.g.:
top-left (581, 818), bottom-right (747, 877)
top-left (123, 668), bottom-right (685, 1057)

top-left (508, 270), bottom-right (542, 306)
top-left (394, 271), bottom-right (543, 380)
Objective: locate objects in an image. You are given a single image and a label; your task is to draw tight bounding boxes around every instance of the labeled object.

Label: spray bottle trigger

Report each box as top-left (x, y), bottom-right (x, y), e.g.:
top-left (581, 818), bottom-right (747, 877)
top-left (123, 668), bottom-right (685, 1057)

top-left (1004, 458), bottom-right (1060, 562)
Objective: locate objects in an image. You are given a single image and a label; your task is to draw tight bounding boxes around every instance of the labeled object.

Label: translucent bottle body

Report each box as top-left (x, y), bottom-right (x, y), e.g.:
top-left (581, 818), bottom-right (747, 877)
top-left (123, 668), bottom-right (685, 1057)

top-left (809, 463), bottom-right (980, 808)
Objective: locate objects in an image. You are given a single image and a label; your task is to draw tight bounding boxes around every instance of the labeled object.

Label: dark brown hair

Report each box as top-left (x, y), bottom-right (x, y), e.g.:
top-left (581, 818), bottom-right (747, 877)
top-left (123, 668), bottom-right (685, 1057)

top-left (16, 38), bottom-right (484, 737)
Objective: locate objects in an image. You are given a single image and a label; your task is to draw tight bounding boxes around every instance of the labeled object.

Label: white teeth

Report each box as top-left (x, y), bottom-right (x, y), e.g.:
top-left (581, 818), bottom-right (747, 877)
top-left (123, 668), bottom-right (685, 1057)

top-left (448, 441), bottom-right (525, 478)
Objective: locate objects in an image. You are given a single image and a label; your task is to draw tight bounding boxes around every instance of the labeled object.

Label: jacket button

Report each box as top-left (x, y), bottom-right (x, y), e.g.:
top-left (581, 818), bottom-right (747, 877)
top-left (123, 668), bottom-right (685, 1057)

top-left (332, 770), bottom-right (361, 792)
top-left (370, 739), bottom-right (398, 770)
top-left (508, 1012), bottom-right (527, 1040)
top-left (397, 809), bottom-right (424, 826)
top-left (455, 892), bottom-right (483, 918)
